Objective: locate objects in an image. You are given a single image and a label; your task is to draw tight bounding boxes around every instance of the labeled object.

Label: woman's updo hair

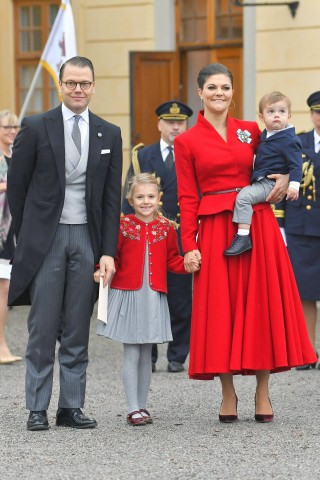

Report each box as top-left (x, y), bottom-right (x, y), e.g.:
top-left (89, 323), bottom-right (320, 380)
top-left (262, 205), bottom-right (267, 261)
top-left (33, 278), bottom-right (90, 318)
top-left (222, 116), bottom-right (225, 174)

top-left (197, 63), bottom-right (233, 89)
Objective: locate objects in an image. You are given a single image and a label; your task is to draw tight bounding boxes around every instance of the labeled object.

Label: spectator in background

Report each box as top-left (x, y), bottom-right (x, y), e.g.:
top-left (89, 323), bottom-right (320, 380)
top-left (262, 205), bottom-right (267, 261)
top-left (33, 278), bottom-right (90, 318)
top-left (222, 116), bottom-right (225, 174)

top-left (274, 91), bottom-right (320, 370)
top-left (0, 110), bottom-right (21, 365)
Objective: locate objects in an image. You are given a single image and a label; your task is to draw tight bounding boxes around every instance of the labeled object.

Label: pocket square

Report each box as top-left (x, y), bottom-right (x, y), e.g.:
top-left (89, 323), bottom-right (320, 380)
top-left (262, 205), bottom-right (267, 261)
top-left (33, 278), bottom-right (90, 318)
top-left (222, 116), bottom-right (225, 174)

top-left (101, 149), bottom-right (110, 154)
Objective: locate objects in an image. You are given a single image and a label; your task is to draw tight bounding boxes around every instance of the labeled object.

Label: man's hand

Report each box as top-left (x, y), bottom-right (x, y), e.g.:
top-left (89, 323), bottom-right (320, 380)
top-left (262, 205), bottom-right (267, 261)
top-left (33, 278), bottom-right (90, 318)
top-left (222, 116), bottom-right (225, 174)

top-left (93, 269), bottom-right (101, 283)
top-left (98, 255), bottom-right (116, 287)
top-left (266, 173), bottom-right (289, 203)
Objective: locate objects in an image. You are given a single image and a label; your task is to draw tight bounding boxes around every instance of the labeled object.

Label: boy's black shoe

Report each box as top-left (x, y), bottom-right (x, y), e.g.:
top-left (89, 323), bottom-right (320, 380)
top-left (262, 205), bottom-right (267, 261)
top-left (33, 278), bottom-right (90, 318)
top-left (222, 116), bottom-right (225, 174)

top-left (224, 234), bottom-right (252, 256)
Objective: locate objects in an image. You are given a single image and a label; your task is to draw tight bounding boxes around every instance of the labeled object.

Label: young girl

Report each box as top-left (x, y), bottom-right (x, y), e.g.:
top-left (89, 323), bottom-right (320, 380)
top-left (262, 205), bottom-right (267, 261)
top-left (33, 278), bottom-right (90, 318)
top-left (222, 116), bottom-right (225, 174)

top-left (95, 173), bottom-right (199, 426)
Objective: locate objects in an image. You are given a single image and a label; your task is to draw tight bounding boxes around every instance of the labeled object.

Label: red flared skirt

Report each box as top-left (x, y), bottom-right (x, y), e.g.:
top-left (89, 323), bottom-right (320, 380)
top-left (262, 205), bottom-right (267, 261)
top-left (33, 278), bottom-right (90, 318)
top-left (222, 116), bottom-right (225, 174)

top-left (189, 203), bottom-right (317, 380)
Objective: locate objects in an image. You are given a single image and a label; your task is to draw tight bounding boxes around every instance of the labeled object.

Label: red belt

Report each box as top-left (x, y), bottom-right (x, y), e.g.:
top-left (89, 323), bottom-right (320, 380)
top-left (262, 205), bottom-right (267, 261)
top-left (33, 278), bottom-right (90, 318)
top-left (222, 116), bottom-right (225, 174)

top-left (202, 188), bottom-right (242, 195)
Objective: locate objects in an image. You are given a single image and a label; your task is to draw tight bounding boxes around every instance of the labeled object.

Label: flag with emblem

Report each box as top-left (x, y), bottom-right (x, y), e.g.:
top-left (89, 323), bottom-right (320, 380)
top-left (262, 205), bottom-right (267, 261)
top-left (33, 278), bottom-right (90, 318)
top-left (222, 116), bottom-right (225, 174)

top-left (40, 0), bottom-right (77, 91)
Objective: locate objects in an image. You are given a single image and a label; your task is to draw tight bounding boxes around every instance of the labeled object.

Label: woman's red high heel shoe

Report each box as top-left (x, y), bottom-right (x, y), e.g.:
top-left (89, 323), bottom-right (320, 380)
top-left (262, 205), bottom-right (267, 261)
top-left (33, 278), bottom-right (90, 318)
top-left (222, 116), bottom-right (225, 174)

top-left (219, 395), bottom-right (238, 423)
top-left (255, 395), bottom-right (274, 423)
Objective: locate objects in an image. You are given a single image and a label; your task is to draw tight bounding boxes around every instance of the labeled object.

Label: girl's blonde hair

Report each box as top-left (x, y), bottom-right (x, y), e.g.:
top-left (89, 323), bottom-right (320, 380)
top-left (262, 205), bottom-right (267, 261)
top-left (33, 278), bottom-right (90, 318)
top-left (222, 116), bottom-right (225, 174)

top-left (126, 172), bottom-right (161, 217)
top-left (126, 172), bottom-right (178, 227)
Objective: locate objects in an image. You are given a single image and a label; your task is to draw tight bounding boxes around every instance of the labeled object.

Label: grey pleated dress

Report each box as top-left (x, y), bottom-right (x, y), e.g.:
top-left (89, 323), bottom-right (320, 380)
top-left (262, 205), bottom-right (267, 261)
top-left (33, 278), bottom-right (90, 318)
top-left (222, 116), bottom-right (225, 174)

top-left (96, 244), bottom-right (173, 344)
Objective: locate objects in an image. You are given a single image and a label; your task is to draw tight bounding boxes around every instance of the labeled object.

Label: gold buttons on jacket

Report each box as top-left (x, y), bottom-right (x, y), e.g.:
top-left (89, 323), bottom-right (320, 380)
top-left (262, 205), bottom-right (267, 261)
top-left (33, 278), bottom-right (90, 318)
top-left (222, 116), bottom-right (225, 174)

top-left (159, 201), bottom-right (163, 206)
top-left (177, 213), bottom-right (180, 217)
top-left (306, 205), bottom-right (312, 210)
top-left (307, 195), bottom-right (312, 200)
top-left (308, 185), bottom-right (313, 191)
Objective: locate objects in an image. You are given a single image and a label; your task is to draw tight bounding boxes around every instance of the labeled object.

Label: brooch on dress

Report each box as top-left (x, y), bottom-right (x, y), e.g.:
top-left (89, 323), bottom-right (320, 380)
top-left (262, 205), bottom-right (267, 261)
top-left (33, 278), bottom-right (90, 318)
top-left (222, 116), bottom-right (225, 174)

top-left (236, 129), bottom-right (252, 144)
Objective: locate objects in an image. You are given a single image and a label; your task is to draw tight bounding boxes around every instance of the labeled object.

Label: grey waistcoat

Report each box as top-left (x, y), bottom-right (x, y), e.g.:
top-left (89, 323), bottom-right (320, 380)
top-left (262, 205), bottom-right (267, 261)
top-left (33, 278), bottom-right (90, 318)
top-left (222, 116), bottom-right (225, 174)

top-left (60, 123), bottom-right (89, 224)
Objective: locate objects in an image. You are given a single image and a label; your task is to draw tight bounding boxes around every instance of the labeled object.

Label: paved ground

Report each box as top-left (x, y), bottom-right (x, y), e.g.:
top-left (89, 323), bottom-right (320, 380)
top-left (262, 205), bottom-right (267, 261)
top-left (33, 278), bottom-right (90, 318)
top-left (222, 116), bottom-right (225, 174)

top-left (1, 305), bottom-right (320, 480)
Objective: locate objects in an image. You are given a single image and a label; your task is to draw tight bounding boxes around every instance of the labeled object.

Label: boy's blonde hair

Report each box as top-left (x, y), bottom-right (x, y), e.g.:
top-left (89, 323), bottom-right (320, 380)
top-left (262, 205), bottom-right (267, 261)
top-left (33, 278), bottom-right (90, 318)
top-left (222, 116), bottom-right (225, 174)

top-left (258, 91), bottom-right (292, 114)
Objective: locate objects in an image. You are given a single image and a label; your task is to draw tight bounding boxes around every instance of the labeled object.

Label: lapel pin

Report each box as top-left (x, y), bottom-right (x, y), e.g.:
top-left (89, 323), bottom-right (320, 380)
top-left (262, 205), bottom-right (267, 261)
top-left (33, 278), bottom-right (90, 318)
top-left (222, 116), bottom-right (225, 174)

top-left (98, 132), bottom-right (102, 137)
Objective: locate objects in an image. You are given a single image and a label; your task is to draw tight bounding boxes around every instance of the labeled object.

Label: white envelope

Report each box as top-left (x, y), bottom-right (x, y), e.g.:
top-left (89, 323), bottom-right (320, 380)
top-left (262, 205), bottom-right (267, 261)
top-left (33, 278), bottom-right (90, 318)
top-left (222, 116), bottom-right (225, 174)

top-left (97, 277), bottom-right (108, 324)
top-left (101, 149), bottom-right (110, 154)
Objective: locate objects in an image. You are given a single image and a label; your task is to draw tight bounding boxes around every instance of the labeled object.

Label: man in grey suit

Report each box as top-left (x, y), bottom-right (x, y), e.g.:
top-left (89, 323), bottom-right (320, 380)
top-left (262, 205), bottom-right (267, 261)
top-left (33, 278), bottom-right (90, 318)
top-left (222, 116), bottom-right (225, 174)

top-left (7, 56), bottom-right (123, 431)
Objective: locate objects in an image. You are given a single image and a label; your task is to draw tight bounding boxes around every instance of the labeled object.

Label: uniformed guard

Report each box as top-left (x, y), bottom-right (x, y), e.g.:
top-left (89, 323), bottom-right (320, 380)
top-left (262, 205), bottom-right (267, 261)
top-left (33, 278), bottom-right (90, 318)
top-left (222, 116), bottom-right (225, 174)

top-left (122, 100), bottom-right (193, 372)
top-left (274, 91), bottom-right (320, 370)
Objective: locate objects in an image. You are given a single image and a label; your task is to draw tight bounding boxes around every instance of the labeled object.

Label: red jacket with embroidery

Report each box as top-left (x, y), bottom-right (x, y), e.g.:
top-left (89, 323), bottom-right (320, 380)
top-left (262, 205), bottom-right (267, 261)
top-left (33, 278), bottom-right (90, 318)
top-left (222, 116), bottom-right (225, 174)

top-left (110, 214), bottom-right (187, 292)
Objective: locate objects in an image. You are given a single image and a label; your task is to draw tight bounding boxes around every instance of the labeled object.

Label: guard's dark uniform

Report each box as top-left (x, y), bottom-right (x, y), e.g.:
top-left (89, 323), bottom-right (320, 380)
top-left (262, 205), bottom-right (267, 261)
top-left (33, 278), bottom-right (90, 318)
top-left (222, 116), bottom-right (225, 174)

top-left (122, 101), bottom-right (193, 370)
top-left (274, 96), bottom-right (320, 300)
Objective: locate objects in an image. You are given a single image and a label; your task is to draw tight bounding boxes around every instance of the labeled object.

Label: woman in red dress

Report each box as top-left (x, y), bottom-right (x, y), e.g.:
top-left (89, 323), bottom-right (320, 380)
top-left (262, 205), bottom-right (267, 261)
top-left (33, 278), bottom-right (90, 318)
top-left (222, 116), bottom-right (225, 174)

top-left (174, 63), bottom-right (317, 423)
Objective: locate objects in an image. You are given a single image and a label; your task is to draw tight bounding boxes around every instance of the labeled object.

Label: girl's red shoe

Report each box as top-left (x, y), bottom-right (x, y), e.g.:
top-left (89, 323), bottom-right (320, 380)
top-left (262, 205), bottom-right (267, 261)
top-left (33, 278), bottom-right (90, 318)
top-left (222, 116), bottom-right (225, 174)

top-left (127, 411), bottom-right (146, 426)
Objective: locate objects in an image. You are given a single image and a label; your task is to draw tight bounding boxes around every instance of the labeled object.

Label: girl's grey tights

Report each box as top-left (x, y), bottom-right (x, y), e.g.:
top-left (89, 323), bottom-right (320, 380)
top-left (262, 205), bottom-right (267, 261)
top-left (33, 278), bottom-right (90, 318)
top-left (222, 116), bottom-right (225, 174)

top-left (122, 343), bottom-right (153, 414)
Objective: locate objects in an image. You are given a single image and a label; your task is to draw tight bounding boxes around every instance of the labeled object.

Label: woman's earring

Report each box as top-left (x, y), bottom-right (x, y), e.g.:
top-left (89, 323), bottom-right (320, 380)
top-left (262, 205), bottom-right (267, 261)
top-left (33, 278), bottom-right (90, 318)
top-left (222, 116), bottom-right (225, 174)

top-left (229, 99), bottom-right (236, 110)
top-left (200, 98), bottom-right (204, 108)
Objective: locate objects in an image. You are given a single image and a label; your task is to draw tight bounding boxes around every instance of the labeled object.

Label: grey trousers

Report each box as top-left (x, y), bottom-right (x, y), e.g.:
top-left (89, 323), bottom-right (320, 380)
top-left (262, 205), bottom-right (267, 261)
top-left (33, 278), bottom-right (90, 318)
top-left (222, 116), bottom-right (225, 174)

top-left (232, 177), bottom-right (275, 225)
top-left (25, 224), bottom-right (95, 410)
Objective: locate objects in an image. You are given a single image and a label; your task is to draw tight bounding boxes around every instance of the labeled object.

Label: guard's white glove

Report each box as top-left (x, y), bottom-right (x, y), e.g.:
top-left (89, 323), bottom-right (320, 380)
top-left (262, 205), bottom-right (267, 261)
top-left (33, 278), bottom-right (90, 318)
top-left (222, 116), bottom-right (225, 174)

top-left (280, 227), bottom-right (287, 246)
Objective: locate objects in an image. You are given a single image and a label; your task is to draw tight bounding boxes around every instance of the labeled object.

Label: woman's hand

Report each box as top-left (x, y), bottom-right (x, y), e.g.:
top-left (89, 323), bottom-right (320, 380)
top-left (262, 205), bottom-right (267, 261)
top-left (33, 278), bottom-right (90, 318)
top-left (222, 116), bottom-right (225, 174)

top-left (266, 173), bottom-right (289, 203)
top-left (0, 181), bottom-right (7, 193)
top-left (184, 249), bottom-right (201, 273)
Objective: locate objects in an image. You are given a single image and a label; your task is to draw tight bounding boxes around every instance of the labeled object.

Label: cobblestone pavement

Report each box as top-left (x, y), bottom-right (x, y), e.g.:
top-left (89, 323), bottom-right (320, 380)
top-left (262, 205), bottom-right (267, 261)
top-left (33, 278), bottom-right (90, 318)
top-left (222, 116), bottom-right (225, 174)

top-left (1, 306), bottom-right (320, 480)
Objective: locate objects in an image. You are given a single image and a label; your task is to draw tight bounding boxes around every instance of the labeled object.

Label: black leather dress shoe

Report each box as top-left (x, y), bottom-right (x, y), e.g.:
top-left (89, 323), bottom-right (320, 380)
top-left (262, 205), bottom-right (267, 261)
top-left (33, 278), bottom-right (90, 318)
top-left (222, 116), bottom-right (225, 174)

top-left (168, 361), bottom-right (184, 373)
top-left (56, 408), bottom-right (97, 429)
top-left (224, 234), bottom-right (252, 256)
top-left (152, 362), bottom-right (156, 373)
top-left (27, 410), bottom-right (49, 431)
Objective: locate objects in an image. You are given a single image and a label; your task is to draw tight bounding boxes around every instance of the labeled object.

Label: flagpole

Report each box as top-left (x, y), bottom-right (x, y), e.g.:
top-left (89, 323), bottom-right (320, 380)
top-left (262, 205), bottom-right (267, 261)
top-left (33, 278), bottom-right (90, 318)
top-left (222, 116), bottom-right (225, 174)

top-left (18, 62), bottom-right (43, 123)
top-left (18, 0), bottom-right (76, 122)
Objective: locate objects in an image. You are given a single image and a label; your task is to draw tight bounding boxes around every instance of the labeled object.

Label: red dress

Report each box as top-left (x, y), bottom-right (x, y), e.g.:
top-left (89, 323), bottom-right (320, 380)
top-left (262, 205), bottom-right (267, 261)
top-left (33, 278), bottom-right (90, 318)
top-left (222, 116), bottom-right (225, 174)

top-left (174, 112), bottom-right (317, 380)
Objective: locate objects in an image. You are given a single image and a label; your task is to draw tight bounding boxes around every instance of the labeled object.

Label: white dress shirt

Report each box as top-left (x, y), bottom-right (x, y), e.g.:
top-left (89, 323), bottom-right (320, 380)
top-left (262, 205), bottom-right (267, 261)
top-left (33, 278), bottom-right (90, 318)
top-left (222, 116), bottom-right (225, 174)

top-left (314, 130), bottom-right (320, 153)
top-left (61, 104), bottom-right (89, 152)
top-left (160, 138), bottom-right (174, 162)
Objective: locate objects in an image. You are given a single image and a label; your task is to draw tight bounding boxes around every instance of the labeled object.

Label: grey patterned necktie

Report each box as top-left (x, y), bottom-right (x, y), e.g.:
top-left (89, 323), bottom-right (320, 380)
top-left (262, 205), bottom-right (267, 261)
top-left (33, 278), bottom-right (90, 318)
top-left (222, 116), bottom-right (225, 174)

top-left (165, 146), bottom-right (174, 172)
top-left (72, 115), bottom-right (82, 155)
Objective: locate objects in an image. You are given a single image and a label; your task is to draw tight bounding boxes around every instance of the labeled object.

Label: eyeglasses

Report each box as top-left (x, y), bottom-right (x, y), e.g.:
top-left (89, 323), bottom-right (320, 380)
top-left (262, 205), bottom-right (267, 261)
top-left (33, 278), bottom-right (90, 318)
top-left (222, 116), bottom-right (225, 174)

top-left (0, 125), bottom-right (20, 130)
top-left (61, 81), bottom-right (93, 91)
